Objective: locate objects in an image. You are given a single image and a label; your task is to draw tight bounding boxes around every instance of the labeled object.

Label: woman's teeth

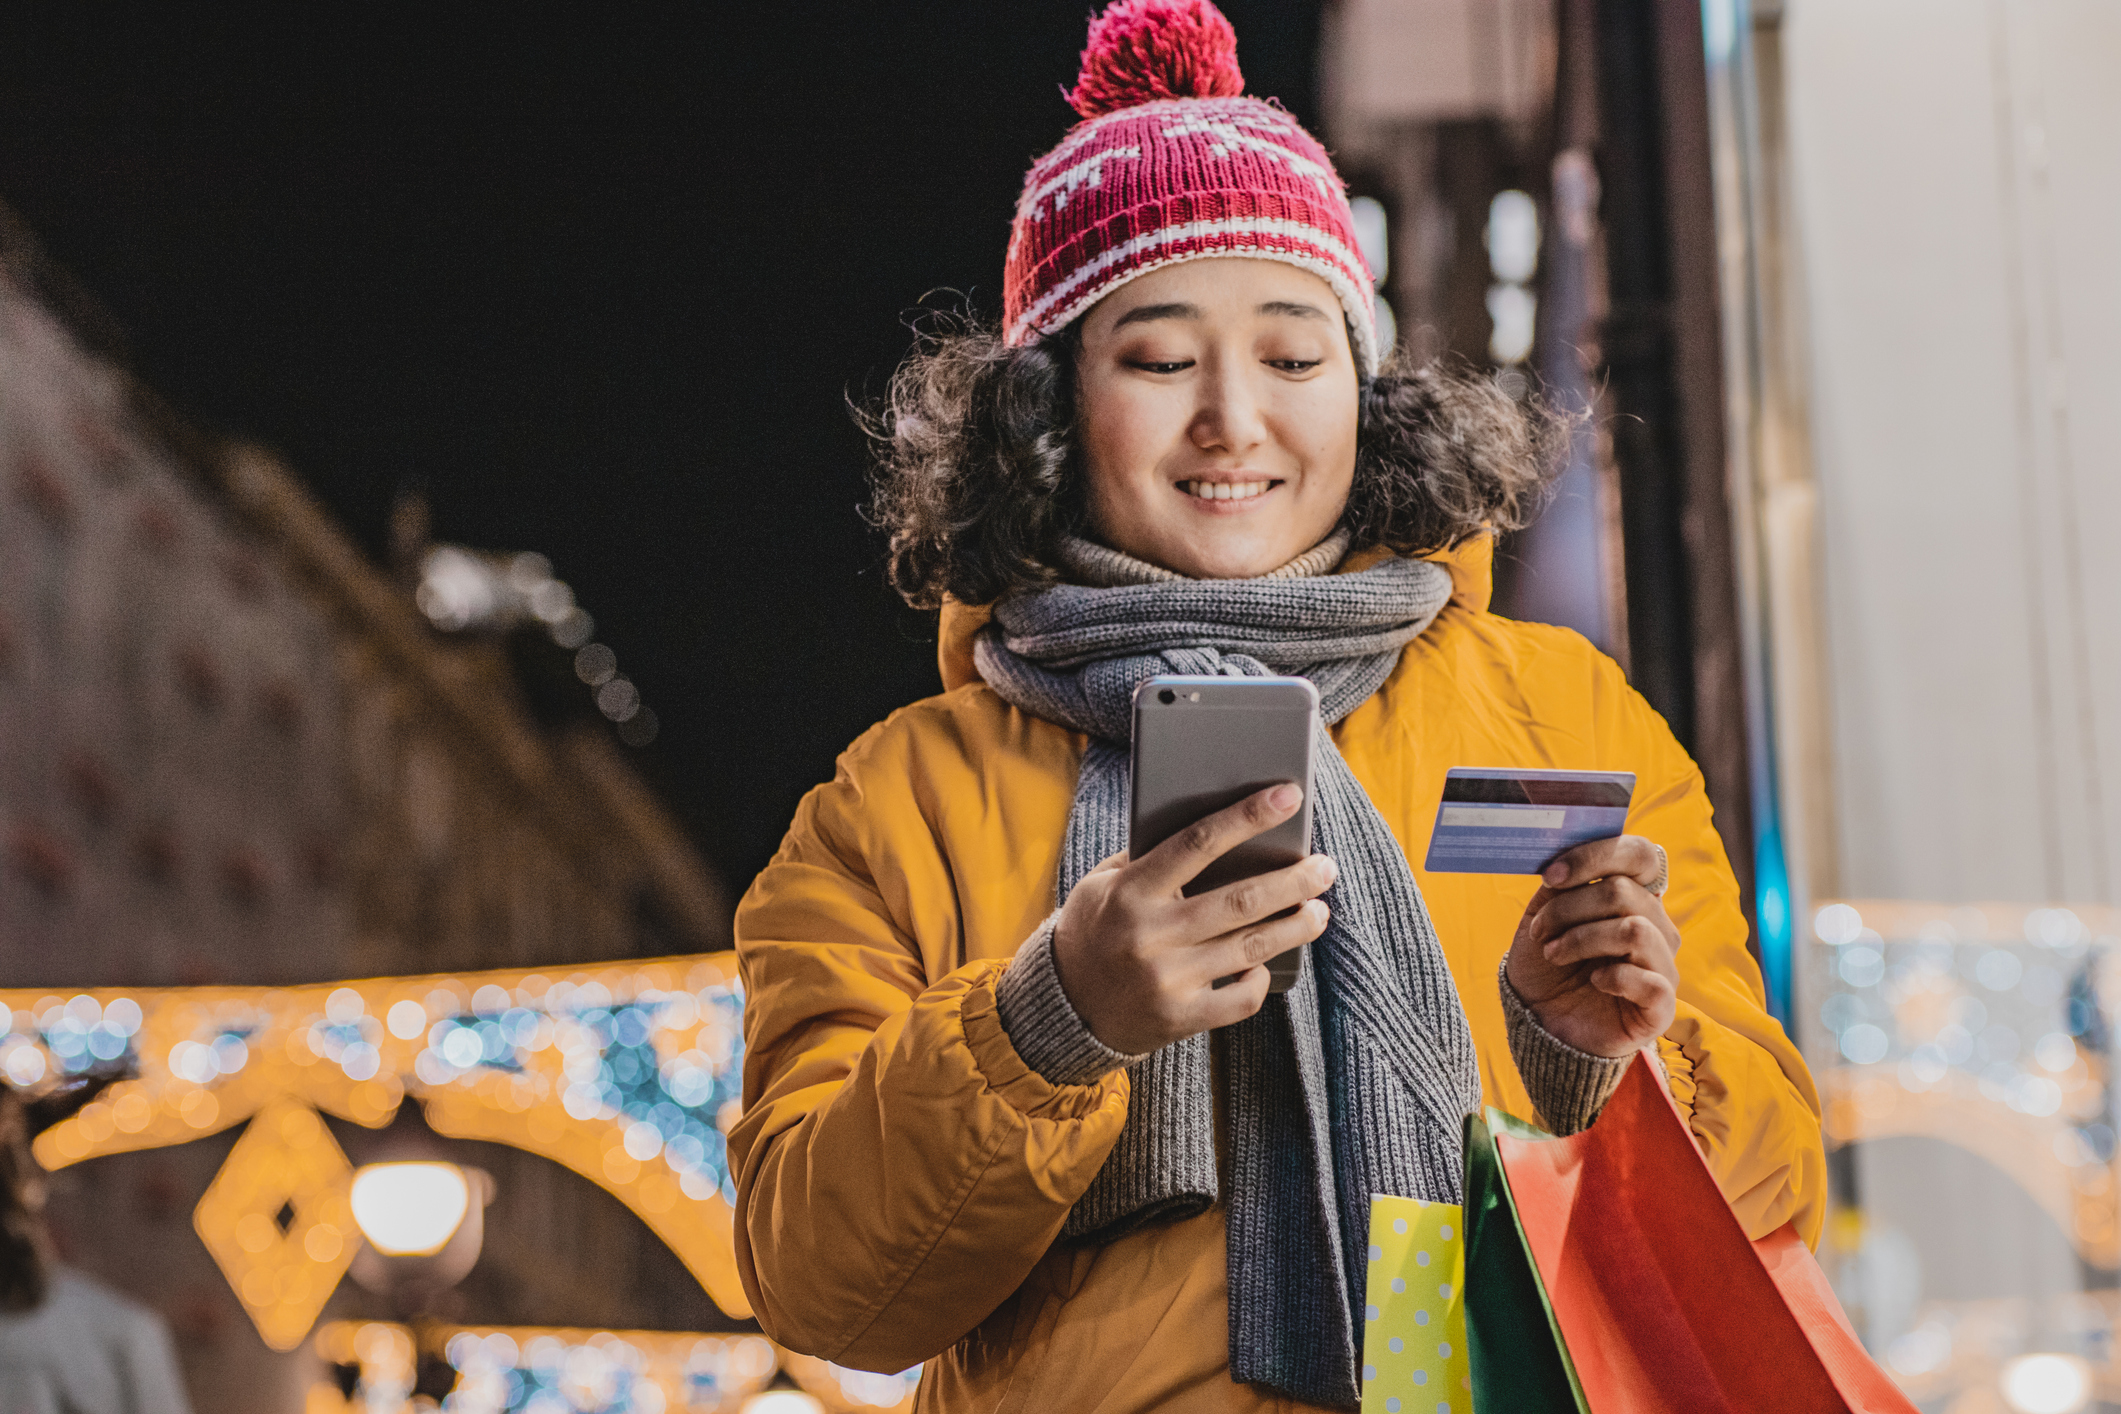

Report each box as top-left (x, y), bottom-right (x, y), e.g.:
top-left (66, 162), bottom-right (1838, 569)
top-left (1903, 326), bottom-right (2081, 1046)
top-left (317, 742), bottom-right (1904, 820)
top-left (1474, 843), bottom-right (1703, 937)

top-left (1180, 480), bottom-right (1272, 502)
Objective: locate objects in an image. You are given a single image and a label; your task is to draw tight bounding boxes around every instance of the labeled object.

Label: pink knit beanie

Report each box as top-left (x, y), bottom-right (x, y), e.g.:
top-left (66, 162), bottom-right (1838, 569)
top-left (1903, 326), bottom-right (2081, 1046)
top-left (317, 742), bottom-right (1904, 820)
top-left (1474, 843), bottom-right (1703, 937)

top-left (1002, 0), bottom-right (1380, 374)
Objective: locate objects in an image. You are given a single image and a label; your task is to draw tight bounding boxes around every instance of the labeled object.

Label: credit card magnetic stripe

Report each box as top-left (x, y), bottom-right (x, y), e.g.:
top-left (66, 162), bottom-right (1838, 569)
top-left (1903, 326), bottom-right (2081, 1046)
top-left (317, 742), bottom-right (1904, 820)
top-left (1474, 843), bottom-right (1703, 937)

top-left (1439, 768), bottom-right (1633, 809)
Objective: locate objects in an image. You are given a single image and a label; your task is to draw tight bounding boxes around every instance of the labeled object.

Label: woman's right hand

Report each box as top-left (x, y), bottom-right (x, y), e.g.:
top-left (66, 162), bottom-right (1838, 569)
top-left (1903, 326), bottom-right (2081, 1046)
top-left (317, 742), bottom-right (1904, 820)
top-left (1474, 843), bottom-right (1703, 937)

top-left (1050, 783), bottom-right (1337, 1055)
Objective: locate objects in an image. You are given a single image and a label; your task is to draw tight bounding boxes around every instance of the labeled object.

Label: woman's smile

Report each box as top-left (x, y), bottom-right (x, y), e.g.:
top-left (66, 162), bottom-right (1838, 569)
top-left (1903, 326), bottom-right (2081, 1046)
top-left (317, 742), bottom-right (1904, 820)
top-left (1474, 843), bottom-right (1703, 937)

top-left (1177, 476), bottom-right (1280, 505)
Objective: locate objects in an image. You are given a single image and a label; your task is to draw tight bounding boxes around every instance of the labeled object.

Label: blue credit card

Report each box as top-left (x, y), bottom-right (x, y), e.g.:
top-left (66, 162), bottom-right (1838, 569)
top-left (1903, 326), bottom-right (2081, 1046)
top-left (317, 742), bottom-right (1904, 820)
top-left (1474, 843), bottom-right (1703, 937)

top-left (1421, 768), bottom-right (1636, 874)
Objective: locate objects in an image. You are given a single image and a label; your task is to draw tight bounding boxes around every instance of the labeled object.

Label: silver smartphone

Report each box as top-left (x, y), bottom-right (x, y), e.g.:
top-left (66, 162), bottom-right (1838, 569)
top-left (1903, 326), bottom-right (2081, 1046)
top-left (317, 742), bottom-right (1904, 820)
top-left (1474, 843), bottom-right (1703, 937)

top-left (1129, 675), bottom-right (1321, 993)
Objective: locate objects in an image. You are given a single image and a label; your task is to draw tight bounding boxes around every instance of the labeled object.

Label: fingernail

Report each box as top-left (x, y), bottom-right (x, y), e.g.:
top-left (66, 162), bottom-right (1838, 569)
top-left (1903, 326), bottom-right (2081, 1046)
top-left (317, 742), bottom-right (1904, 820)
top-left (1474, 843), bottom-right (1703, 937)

top-left (1270, 783), bottom-right (1301, 810)
top-left (1543, 863), bottom-right (1568, 886)
top-left (1317, 856), bottom-right (1339, 885)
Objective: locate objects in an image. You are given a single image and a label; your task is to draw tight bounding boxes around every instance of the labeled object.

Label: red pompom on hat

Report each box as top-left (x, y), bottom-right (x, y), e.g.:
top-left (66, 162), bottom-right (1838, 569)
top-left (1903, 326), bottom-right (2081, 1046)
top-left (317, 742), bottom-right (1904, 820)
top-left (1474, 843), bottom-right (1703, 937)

top-left (1066, 0), bottom-right (1244, 117)
top-left (1005, 0), bottom-right (1380, 371)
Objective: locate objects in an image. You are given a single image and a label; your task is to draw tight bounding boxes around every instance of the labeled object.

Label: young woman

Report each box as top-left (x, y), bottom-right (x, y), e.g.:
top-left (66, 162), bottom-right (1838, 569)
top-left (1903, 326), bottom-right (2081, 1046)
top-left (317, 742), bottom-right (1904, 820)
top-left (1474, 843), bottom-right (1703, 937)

top-left (731, 3), bottom-right (1822, 1408)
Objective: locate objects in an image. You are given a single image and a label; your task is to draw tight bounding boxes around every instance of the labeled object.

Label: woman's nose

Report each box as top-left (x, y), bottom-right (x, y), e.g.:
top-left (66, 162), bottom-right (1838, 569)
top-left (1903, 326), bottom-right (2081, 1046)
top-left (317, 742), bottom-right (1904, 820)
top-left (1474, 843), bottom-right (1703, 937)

top-left (1189, 360), bottom-right (1268, 454)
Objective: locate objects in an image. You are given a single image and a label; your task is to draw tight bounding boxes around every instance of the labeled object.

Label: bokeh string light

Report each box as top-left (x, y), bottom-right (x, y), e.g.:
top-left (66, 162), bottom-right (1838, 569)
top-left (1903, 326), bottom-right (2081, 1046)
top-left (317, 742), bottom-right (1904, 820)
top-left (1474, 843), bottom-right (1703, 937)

top-left (1811, 903), bottom-right (2108, 1175)
top-left (417, 548), bottom-right (593, 649)
top-left (574, 642), bottom-right (659, 746)
top-left (1483, 188), bottom-right (1540, 398)
top-left (1809, 901), bottom-right (2121, 1412)
top-left (308, 1322), bottom-right (918, 1414)
top-left (0, 953), bottom-right (751, 1346)
top-left (413, 544), bottom-right (658, 744)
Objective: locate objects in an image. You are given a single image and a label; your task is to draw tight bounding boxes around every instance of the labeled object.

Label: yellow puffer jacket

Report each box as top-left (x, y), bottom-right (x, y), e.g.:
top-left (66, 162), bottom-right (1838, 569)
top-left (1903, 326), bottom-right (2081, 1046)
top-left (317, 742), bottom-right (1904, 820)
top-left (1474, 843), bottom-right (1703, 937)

top-left (731, 537), bottom-right (1823, 1413)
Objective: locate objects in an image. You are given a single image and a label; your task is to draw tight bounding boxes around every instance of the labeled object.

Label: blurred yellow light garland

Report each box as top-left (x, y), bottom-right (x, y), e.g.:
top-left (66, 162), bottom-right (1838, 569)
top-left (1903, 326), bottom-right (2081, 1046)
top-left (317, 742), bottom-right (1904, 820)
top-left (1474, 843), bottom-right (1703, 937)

top-left (193, 1095), bottom-right (361, 1350)
top-left (306, 1321), bottom-right (919, 1414)
top-left (1, 952), bottom-right (749, 1350)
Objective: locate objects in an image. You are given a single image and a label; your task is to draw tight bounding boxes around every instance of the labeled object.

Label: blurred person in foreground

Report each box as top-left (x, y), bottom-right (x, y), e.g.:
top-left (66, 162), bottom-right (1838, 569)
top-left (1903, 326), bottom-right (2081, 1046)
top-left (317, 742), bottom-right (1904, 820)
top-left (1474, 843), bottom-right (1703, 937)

top-left (0, 1080), bottom-right (193, 1414)
top-left (727, 1), bottom-right (1824, 1408)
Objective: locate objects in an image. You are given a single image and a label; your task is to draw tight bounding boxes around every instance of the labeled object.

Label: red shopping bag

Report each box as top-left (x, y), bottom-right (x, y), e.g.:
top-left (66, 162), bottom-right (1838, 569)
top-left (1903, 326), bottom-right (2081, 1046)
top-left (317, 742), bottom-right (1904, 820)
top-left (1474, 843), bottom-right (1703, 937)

top-left (1491, 1053), bottom-right (1914, 1414)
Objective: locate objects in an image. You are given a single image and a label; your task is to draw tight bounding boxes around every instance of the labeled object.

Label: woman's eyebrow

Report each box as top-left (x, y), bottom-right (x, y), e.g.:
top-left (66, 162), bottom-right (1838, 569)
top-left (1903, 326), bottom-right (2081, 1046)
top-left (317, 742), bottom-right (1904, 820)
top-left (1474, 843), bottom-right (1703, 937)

top-left (1113, 301), bottom-right (1199, 328)
top-left (1258, 300), bottom-right (1330, 320)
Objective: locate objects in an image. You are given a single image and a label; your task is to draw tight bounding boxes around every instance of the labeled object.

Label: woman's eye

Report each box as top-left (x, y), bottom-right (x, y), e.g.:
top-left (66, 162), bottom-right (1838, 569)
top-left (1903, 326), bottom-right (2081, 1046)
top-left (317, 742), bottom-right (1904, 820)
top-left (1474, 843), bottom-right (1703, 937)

top-left (1128, 359), bottom-right (1194, 374)
top-left (1268, 358), bottom-right (1324, 373)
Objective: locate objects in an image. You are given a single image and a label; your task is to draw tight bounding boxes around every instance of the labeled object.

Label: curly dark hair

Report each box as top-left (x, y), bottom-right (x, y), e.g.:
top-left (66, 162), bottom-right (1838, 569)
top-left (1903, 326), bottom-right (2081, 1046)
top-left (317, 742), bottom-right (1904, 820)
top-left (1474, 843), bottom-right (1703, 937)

top-left (862, 314), bottom-right (1572, 609)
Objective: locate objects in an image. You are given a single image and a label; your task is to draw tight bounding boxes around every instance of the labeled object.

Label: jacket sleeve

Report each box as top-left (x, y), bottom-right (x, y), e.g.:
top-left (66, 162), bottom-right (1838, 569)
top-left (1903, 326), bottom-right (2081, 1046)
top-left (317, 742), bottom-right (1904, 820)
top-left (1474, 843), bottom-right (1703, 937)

top-left (728, 724), bottom-right (1130, 1373)
top-left (1610, 671), bottom-right (1829, 1247)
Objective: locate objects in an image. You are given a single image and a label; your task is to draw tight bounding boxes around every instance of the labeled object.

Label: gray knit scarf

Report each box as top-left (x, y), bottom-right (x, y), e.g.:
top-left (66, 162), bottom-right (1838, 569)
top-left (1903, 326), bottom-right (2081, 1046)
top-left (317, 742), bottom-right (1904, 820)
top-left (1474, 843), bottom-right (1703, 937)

top-left (973, 549), bottom-right (1483, 1409)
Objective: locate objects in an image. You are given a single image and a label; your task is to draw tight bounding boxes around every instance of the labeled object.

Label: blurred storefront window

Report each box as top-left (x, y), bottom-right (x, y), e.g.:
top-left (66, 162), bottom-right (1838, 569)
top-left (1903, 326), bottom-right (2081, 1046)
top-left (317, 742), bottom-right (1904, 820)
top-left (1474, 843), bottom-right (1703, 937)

top-left (1715, 1), bottom-right (2120, 1409)
top-left (1328, 0), bottom-right (2121, 1407)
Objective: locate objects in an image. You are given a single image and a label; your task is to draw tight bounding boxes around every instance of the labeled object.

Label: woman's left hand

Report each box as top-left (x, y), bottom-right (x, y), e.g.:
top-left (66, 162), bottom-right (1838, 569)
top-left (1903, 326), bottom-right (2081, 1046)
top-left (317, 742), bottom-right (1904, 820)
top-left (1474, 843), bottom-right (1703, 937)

top-left (1504, 835), bottom-right (1680, 1058)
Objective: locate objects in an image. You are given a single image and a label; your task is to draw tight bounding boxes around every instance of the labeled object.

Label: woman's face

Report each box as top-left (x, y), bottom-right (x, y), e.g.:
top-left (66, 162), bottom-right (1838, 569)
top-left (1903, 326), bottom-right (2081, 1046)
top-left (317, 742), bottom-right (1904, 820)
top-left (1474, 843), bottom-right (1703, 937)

top-left (1074, 257), bottom-right (1359, 580)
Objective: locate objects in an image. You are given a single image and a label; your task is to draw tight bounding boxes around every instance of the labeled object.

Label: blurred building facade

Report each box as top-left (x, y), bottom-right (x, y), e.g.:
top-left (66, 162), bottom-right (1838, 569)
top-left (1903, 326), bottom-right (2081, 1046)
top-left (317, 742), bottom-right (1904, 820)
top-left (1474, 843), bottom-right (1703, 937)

top-left (1732, 3), bottom-right (2121, 1408)
top-left (1328, 1), bottom-right (2121, 1408)
top-left (0, 209), bottom-right (739, 1411)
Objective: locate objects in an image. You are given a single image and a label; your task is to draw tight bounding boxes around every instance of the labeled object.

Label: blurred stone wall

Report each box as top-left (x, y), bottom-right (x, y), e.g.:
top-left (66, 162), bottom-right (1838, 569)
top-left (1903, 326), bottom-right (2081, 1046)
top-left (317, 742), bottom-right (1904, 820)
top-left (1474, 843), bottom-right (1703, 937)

top-left (0, 282), bottom-right (359, 985)
top-left (0, 267), bottom-right (729, 985)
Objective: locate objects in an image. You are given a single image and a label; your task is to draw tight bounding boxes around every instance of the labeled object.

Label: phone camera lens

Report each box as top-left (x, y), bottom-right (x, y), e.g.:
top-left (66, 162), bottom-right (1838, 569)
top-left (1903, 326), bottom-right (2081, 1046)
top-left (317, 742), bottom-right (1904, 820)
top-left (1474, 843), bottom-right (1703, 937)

top-left (1158, 689), bottom-right (1176, 705)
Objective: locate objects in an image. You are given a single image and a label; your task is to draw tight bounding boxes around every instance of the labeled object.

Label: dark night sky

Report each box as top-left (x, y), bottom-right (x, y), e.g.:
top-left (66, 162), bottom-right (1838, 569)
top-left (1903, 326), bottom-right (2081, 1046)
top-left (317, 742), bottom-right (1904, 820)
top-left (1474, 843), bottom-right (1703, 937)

top-left (0, 4), bottom-right (1322, 897)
